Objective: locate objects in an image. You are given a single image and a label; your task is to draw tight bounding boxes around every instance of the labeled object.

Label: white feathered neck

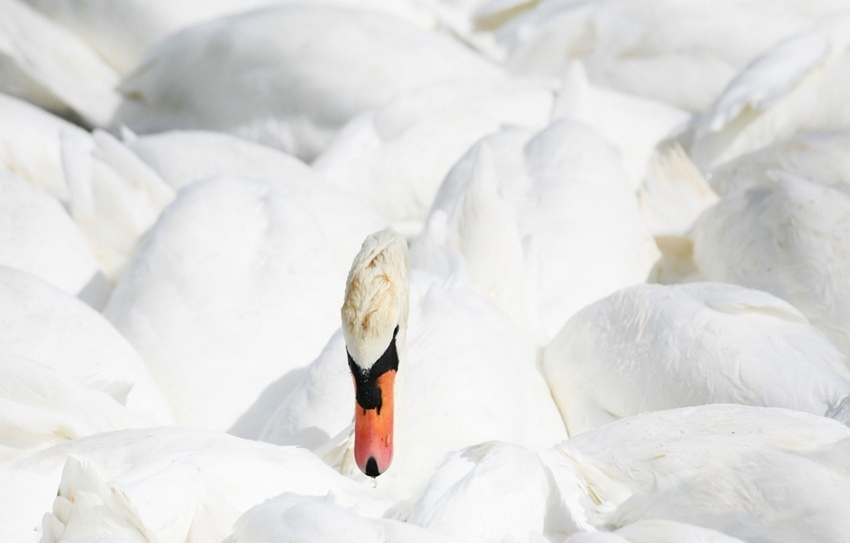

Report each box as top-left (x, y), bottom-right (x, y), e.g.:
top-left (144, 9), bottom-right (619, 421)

top-left (341, 229), bottom-right (409, 370)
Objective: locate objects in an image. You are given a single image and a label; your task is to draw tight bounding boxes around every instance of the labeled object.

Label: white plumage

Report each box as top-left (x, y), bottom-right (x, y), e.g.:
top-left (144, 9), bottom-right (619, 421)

top-left (0, 268), bottom-right (170, 425)
top-left (104, 176), bottom-right (349, 435)
top-left (386, 405), bottom-right (850, 541)
top-left (689, 175), bottom-right (850, 356)
top-left (2, 2), bottom-right (850, 542)
top-left (543, 282), bottom-right (850, 435)
top-left (412, 119), bottom-right (658, 342)
top-left (263, 265), bottom-right (567, 500)
top-left (682, 12), bottom-right (850, 171)
top-left (0, 171), bottom-right (101, 299)
top-left (489, 0), bottom-right (849, 112)
top-left (112, 4), bottom-right (504, 160)
top-left (0, 0), bottom-right (120, 125)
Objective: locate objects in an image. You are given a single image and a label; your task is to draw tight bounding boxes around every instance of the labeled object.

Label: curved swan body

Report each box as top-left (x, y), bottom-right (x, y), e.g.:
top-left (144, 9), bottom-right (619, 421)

top-left (1, 427), bottom-right (388, 543)
top-left (543, 282), bottom-right (850, 435)
top-left (402, 405), bottom-right (850, 542)
top-left (104, 176), bottom-right (347, 433)
top-left (490, 0), bottom-right (848, 112)
top-left (682, 13), bottom-right (850, 171)
top-left (689, 175), bottom-right (850, 356)
top-left (112, 4), bottom-right (504, 160)
top-left (0, 267), bottom-right (171, 427)
top-left (0, 0), bottom-right (120, 126)
top-left (412, 120), bottom-right (658, 342)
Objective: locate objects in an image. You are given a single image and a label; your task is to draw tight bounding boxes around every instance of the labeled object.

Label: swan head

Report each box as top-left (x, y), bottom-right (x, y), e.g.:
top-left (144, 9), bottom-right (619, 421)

top-left (342, 229), bottom-right (409, 478)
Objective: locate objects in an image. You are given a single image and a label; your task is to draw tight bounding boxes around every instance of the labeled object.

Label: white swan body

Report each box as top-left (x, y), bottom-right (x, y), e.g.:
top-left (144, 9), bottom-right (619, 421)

top-left (314, 77), bottom-right (554, 235)
top-left (682, 12), bottom-right (850, 171)
top-left (0, 267), bottom-right (172, 460)
top-left (401, 441), bottom-right (578, 541)
top-left (1, 427), bottom-right (387, 543)
top-left (554, 61), bottom-right (689, 187)
top-left (62, 129), bottom-right (175, 284)
top-left (706, 130), bottom-right (850, 197)
top-left (0, 0), bottom-right (120, 126)
top-left (0, 268), bottom-right (171, 423)
top-left (412, 120), bottom-right (658, 342)
top-left (121, 129), bottom-right (326, 191)
top-left (0, 171), bottom-right (101, 300)
top-left (549, 405), bottom-right (850, 542)
top-left (22, 0), bottom-right (441, 76)
top-left (104, 176), bottom-right (347, 434)
top-left (0, 355), bottom-right (158, 461)
top-left (491, 0), bottom-right (850, 112)
top-left (113, 4), bottom-right (504, 160)
top-left (543, 282), bottom-right (850, 435)
top-left (689, 175), bottom-right (850, 356)
top-left (0, 92), bottom-right (92, 204)
top-left (0, 94), bottom-right (175, 289)
top-left (118, 129), bottom-right (386, 265)
top-left (224, 492), bottom-right (455, 543)
top-left (404, 405), bottom-right (850, 542)
top-left (315, 64), bottom-right (687, 236)
top-left (637, 143), bottom-right (719, 236)
top-left (564, 520), bottom-right (747, 542)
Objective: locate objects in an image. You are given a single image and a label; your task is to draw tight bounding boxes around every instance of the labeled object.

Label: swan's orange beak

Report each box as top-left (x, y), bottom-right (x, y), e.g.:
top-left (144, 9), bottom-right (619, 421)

top-left (353, 370), bottom-right (395, 477)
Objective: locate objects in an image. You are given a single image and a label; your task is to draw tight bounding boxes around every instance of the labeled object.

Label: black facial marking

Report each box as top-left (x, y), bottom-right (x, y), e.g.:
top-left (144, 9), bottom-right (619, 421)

top-left (348, 325), bottom-right (399, 415)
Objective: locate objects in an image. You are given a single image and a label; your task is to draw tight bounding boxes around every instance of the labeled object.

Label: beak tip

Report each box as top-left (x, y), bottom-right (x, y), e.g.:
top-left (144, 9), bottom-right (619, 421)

top-left (356, 451), bottom-right (391, 477)
top-left (365, 457), bottom-right (381, 477)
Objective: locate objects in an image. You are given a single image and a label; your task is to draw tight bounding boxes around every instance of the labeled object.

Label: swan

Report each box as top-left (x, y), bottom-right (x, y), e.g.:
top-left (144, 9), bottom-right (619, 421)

top-left (704, 130), bottom-right (850, 197)
top-left (261, 229), bottom-right (566, 498)
top-left (341, 229), bottom-right (409, 477)
top-left (488, 0), bottom-right (850, 112)
top-left (117, 128), bottom-right (386, 265)
top-left (21, 0), bottom-right (440, 76)
top-left (398, 405), bottom-right (850, 542)
top-left (0, 355), bottom-right (157, 461)
top-left (121, 128), bottom-right (337, 192)
top-left (687, 174), bottom-right (850, 356)
top-left (548, 405), bottom-right (850, 542)
top-left (104, 175), bottom-right (354, 434)
top-left (0, 170), bottom-right (102, 301)
top-left (0, 93), bottom-right (174, 289)
top-left (553, 62), bottom-right (689, 188)
top-left (111, 4), bottom-right (505, 160)
top-left (410, 120), bottom-right (658, 342)
top-left (399, 441), bottom-right (572, 541)
top-left (224, 492), bottom-right (455, 543)
top-left (542, 282), bottom-right (850, 435)
top-left (313, 64), bottom-right (687, 238)
top-left (568, 519), bottom-right (747, 542)
top-left (61, 129), bottom-right (175, 284)
top-left (679, 12), bottom-right (850, 172)
top-left (0, 267), bottom-right (171, 427)
top-left (0, 92), bottom-right (92, 205)
top-left (313, 76), bottom-right (555, 236)
top-left (0, 427), bottom-right (390, 542)
top-left (0, 0), bottom-right (120, 126)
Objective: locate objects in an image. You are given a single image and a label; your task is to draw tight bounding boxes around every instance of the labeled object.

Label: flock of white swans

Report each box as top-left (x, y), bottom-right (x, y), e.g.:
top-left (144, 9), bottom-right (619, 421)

top-left (2, 0), bottom-right (850, 542)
